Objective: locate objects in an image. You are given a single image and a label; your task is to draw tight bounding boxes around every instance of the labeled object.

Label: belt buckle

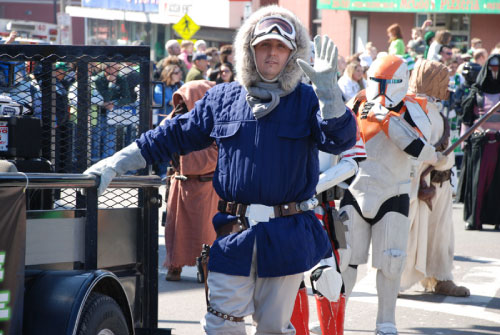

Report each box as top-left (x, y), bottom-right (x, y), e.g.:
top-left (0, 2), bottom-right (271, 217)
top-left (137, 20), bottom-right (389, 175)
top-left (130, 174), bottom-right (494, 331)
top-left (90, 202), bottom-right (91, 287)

top-left (246, 204), bottom-right (274, 222)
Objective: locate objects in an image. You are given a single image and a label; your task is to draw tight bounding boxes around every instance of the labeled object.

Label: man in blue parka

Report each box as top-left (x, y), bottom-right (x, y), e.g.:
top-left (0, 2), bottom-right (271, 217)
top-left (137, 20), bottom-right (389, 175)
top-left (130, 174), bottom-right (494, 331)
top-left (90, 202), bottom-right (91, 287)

top-left (84, 5), bottom-right (356, 335)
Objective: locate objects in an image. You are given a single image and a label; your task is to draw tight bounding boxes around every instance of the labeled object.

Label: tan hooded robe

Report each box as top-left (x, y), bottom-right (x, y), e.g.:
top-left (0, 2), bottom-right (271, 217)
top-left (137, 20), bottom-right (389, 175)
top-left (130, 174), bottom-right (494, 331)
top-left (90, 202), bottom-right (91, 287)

top-left (163, 80), bottom-right (219, 268)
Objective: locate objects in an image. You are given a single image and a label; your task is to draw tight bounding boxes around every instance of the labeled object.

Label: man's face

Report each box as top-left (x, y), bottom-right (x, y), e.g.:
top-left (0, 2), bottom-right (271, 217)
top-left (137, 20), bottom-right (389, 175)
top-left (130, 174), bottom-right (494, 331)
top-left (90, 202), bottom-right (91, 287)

top-left (195, 59), bottom-right (208, 72)
top-left (169, 44), bottom-right (181, 56)
top-left (105, 65), bottom-right (120, 82)
top-left (448, 62), bottom-right (458, 74)
top-left (440, 47), bottom-right (452, 63)
top-left (254, 39), bottom-right (291, 80)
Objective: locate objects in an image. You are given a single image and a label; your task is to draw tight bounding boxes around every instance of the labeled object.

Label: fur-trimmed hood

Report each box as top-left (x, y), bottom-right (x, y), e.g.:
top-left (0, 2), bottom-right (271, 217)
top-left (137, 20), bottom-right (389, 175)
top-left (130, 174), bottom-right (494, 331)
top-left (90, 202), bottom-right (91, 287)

top-left (234, 5), bottom-right (310, 93)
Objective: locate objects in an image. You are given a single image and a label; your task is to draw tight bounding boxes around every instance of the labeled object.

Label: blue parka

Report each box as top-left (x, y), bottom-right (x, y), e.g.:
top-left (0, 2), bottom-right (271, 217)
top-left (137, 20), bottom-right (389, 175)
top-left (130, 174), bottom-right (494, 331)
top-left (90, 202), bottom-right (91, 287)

top-left (137, 81), bottom-right (357, 277)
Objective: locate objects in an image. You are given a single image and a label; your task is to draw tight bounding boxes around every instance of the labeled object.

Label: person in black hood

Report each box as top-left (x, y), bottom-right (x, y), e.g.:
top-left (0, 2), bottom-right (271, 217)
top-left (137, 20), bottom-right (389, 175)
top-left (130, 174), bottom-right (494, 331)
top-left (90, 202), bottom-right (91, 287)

top-left (461, 54), bottom-right (500, 128)
top-left (457, 54), bottom-right (500, 231)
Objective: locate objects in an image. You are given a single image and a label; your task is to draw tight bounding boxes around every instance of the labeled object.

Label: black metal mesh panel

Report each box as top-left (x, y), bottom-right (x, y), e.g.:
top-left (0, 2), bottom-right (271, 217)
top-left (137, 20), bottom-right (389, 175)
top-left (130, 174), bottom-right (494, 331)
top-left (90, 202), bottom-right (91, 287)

top-left (0, 45), bottom-right (152, 209)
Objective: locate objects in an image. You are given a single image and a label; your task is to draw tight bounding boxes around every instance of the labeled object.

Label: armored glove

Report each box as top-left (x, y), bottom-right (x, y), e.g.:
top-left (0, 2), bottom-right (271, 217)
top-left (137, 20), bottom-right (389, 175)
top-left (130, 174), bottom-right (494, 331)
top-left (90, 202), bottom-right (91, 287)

top-left (297, 35), bottom-right (345, 119)
top-left (83, 142), bottom-right (147, 196)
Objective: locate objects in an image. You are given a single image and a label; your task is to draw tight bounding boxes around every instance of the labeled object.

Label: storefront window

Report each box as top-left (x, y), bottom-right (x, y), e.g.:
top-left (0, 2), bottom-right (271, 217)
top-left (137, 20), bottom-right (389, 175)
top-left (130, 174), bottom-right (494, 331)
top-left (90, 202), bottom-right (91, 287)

top-left (417, 13), bottom-right (470, 51)
top-left (86, 19), bottom-right (150, 46)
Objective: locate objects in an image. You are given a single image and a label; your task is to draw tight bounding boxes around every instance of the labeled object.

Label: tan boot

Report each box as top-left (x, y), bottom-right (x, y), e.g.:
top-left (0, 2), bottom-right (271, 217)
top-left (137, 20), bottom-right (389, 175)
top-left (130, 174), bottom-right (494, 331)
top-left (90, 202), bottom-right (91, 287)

top-left (434, 280), bottom-right (470, 297)
top-left (165, 267), bottom-right (182, 281)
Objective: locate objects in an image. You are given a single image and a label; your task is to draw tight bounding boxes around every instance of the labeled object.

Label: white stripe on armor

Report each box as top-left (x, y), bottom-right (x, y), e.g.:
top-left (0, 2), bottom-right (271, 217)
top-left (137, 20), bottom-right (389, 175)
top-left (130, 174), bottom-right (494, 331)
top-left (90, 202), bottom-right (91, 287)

top-left (405, 99), bottom-right (432, 141)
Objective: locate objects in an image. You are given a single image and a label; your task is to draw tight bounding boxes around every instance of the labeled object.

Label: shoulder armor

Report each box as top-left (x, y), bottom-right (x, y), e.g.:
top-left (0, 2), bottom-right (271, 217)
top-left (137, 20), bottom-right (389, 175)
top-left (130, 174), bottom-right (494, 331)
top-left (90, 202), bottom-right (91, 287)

top-left (404, 98), bottom-right (432, 141)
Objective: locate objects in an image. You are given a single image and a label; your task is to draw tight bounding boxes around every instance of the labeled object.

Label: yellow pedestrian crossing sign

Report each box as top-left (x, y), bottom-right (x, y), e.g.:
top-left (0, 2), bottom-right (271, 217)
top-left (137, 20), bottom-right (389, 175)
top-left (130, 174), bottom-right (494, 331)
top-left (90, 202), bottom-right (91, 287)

top-left (172, 14), bottom-right (200, 40)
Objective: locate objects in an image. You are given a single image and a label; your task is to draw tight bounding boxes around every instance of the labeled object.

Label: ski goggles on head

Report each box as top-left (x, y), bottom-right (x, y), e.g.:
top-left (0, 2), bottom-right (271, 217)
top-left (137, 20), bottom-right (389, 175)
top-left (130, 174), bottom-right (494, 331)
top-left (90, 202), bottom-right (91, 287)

top-left (253, 15), bottom-right (296, 45)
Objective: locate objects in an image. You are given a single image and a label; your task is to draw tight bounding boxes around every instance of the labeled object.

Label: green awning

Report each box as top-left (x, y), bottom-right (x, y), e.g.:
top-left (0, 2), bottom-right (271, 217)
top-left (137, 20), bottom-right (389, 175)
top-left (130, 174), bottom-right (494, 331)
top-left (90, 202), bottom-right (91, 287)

top-left (318, 0), bottom-right (500, 14)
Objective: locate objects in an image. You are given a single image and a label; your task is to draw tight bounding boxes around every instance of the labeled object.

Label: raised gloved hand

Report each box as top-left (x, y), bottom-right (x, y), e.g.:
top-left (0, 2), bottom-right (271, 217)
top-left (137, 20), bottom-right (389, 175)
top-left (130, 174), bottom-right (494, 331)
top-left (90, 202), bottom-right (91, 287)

top-left (83, 142), bottom-right (146, 196)
top-left (297, 35), bottom-right (345, 119)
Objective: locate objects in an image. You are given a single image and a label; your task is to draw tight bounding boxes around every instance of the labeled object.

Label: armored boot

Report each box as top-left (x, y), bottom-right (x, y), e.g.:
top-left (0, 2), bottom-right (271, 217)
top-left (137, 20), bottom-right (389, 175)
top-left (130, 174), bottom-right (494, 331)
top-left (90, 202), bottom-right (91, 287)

top-left (314, 293), bottom-right (345, 335)
top-left (291, 285), bottom-right (310, 335)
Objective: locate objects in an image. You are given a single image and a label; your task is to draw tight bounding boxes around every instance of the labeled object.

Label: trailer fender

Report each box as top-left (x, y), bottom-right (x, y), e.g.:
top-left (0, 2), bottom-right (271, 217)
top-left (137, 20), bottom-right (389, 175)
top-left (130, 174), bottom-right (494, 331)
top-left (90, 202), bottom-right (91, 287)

top-left (23, 269), bottom-right (134, 335)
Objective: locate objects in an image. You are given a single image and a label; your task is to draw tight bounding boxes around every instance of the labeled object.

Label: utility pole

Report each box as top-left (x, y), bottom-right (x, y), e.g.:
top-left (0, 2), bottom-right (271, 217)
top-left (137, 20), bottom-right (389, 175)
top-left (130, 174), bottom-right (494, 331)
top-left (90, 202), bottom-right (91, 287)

top-left (53, 0), bottom-right (57, 24)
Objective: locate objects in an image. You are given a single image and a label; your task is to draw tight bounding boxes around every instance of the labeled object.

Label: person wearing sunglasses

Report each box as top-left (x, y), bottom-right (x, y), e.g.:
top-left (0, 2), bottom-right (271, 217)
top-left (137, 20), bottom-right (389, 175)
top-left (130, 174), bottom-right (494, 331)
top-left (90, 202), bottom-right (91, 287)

top-left (82, 5), bottom-right (356, 334)
top-left (215, 62), bottom-right (234, 84)
top-left (438, 45), bottom-right (453, 64)
top-left (153, 64), bottom-right (183, 126)
top-left (427, 30), bottom-right (452, 62)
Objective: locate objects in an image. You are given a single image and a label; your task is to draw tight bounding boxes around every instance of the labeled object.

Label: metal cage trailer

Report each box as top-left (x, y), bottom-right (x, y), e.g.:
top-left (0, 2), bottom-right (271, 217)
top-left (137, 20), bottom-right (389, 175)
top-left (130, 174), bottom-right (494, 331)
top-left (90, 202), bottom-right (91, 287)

top-left (0, 172), bottom-right (170, 335)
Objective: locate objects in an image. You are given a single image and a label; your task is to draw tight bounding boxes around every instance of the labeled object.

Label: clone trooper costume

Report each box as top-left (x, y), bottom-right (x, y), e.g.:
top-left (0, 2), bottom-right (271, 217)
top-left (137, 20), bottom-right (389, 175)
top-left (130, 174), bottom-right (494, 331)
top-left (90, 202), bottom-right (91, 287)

top-left (338, 55), bottom-right (447, 335)
top-left (291, 121), bottom-right (367, 335)
top-left (83, 6), bottom-right (357, 335)
top-left (401, 59), bottom-right (470, 297)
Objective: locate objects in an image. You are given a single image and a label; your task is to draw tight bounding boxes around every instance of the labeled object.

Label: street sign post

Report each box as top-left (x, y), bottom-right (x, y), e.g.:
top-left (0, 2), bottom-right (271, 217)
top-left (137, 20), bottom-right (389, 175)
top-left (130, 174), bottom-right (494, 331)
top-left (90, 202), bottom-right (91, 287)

top-left (172, 14), bottom-right (200, 40)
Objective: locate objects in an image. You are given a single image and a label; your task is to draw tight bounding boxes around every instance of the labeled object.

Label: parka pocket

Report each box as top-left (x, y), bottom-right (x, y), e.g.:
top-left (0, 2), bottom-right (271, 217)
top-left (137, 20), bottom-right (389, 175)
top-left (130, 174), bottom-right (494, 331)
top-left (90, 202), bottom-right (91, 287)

top-left (210, 122), bottom-right (241, 139)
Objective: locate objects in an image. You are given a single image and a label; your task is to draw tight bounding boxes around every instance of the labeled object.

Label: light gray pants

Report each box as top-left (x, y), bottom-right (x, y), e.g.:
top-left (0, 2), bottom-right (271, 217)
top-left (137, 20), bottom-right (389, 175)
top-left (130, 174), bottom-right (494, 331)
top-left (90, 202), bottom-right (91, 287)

top-left (202, 244), bottom-right (303, 335)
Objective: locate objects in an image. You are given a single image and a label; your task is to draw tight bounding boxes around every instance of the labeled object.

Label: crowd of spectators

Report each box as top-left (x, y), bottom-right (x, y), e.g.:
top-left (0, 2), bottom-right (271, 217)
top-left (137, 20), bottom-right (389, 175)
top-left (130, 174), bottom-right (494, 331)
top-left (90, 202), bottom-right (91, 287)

top-left (152, 39), bottom-right (236, 124)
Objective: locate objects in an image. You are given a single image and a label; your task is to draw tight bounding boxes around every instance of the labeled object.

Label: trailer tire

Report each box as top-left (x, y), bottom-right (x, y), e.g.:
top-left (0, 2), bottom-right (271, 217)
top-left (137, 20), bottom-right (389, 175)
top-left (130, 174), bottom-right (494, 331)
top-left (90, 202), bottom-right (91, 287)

top-left (77, 292), bottom-right (129, 335)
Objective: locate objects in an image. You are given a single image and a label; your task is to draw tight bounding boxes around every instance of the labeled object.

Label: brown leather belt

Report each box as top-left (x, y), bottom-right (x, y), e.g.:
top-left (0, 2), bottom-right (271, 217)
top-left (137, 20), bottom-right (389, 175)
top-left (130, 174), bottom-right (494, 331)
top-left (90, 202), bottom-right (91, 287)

top-left (215, 219), bottom-right (247, 238)
top-left (174, 172), bottom-right (213, 182)
top-left (217, 199), bottom-right (303, 218)
top-left (430, 169), bottom-right (452, 184)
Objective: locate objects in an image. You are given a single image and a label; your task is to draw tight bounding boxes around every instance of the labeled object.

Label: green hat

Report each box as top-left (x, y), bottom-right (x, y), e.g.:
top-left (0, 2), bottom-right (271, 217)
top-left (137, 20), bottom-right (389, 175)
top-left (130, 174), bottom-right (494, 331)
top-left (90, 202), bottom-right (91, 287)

top-left (55, 62), bottom-right (69, 71)
top-left (424, 31), bottom-right (435, 44)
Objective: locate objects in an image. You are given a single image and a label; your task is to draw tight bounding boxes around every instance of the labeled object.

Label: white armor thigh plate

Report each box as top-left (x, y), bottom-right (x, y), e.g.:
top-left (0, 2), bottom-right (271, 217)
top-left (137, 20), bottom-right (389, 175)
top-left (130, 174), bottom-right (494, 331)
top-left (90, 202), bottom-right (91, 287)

top-left (340, 204), bottom-right (371, 266)
top-left (371, 211), bottom-right (410, 280)
top-left (348, 132), bottom-right (412, 219)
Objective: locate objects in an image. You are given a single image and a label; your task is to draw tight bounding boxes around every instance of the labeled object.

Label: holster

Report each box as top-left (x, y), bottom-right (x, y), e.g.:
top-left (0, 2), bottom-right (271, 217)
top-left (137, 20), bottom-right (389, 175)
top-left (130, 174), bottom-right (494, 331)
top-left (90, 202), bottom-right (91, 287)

top-left (196, 244), bottom-right (210, 284)
top-left (215, 217), bottom-right (248, 239)
top-left (200, 243), bottom-right (245, 322)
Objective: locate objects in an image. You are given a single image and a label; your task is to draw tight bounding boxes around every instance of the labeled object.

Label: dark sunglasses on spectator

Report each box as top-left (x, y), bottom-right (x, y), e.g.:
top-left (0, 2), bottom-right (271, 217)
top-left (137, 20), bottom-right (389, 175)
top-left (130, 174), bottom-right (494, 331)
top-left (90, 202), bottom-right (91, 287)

top-left (221, 69), bottom-right (231, 74)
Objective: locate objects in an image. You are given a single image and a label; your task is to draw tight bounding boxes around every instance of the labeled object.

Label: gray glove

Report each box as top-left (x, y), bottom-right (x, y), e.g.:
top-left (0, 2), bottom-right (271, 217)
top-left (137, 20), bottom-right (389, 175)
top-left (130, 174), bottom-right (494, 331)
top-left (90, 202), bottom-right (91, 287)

top-left (83, 142), bottom-right (147, 196)
top-left (297, 35), bottom-right (346, 119)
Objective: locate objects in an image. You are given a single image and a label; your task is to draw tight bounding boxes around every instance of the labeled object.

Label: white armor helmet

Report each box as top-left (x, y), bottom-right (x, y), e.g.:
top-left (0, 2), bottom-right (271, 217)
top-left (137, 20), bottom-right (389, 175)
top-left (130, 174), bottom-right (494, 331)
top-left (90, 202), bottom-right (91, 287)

top-left (366, 55), bottom-right (409, 108)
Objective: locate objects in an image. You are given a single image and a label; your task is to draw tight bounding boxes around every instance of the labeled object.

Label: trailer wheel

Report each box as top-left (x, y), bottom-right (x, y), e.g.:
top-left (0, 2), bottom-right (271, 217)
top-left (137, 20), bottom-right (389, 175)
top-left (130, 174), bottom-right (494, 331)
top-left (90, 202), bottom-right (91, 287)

top-left (77, 292), bottom-right (129, 335)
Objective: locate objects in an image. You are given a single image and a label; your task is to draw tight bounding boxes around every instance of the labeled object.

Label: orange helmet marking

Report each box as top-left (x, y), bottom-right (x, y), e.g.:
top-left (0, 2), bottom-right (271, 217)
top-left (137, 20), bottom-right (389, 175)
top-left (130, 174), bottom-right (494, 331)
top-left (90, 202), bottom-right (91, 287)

top-left (371, 55), bottom-right (404, 79)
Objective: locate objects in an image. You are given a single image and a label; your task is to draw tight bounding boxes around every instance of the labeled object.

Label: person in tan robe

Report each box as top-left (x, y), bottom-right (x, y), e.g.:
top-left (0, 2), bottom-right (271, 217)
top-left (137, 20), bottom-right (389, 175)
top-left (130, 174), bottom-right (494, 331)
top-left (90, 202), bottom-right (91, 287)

top-left (401, 59), bottom-right (470, 296)
top-left (162, 80), bottom-right (219, 281)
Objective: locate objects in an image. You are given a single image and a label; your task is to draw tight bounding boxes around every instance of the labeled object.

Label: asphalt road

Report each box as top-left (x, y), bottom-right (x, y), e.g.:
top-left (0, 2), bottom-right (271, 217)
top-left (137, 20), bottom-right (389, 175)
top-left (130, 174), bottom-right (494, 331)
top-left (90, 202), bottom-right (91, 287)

top-left (157, 191), bottom-right (500, 335)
